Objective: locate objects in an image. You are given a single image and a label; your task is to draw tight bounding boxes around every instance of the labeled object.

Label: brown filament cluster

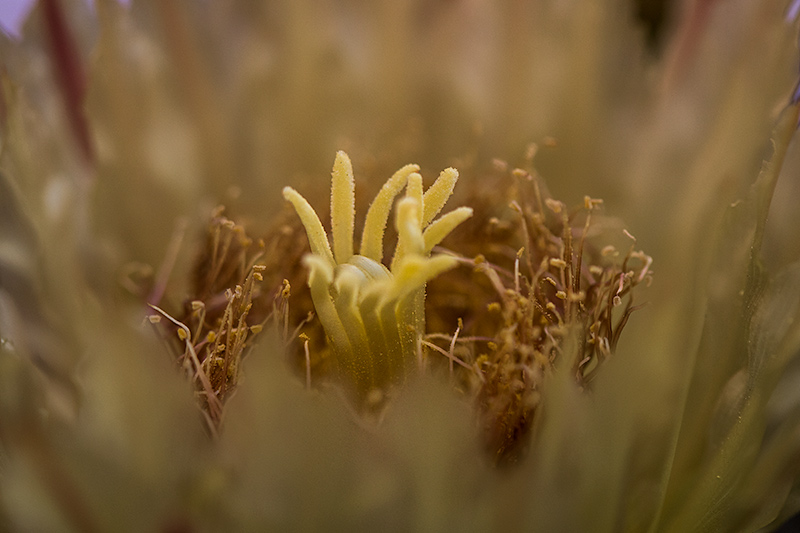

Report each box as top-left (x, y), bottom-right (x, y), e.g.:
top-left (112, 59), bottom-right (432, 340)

top-left (426, 159), bottom-right (652, 465)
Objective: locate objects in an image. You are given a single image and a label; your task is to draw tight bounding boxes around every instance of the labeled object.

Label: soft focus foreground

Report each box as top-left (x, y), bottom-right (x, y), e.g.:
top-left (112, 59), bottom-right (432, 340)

top-left (1, 1), bottom-right (800, 531)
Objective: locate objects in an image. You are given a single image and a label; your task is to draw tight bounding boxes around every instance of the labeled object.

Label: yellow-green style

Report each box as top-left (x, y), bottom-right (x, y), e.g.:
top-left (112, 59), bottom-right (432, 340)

top-left (283, 151), bottom-right (472, 403)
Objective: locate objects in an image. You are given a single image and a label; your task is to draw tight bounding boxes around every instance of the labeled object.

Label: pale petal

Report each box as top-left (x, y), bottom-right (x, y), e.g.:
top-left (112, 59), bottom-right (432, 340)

top-left (331, 151), bottom-right (355, 264)
top-left (422, 168), bottom-right (458, 227)
top-left (283, 187), bottom-right (335, 267)
top-left (360, 164), bottom-right (418, 262)
top-left (423, 207), bottom-right (473, 254)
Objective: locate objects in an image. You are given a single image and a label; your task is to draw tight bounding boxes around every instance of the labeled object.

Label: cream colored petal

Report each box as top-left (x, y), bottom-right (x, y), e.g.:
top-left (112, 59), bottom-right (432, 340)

top-left (405, 172), bottom-right (424, 228)
top-left (422, 168), bottom-right (459, 227)
top-left (348, 255), bottom-right (392, 282)
top-left (394, 197), bottom-right (424, 263)
top-left (331, 150), bottom-right (355, 264)
top-left (283, 187), bottom-right (335, 267)
top-left (358, 280), bottom-right (395, 379)
top-left (332, 265), bottom-right (372, 387)
top-left (382, 254), bottom-right (458, 305)
top-left (303, 254), bottom-right (350, 354)
top-left (423, 207), bottom-right (473, 254)
top-left (359, 164), bottom-right (418, 262)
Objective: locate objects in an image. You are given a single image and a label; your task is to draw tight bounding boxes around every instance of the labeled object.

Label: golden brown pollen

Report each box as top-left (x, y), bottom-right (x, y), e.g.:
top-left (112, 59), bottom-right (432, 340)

top-left (425, 154), bottom-right (652, 465)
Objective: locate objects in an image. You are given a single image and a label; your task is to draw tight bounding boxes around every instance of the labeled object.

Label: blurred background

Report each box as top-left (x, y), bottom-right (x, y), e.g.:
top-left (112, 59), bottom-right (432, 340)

top-left (2, 1), bottom-right (800, 531)
top-left (0, 0), bottom-right (37, 37)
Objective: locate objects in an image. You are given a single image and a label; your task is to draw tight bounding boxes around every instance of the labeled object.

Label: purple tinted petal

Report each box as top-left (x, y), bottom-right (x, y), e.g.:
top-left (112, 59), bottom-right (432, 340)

top-left (787, 0), bottom-right (800, 22)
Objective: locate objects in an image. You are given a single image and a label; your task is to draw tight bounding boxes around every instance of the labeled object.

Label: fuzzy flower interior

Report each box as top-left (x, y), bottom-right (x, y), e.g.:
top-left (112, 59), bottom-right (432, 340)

top-left (283, 151), bottom-right (472, 403)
